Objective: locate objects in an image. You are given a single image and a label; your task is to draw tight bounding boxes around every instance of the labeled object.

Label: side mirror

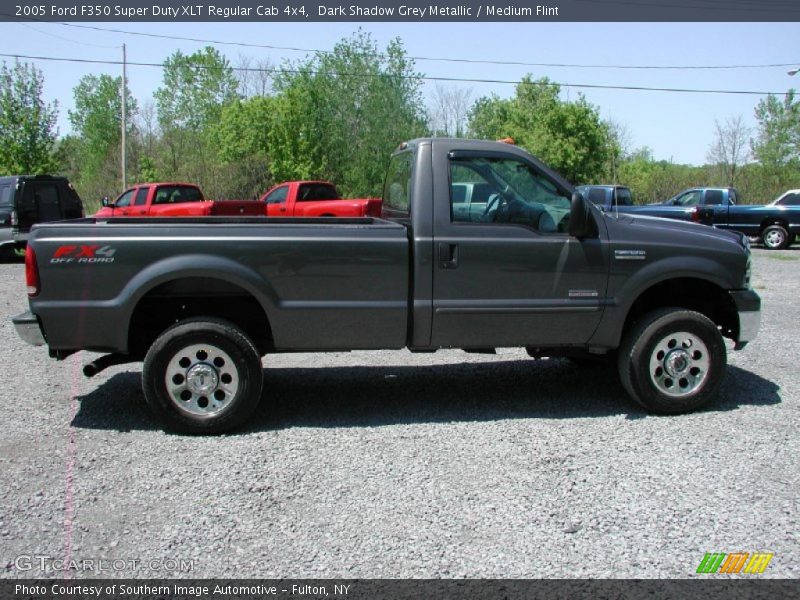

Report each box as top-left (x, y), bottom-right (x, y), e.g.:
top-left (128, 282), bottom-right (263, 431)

top-left (672, 199), bottom-right (681, 206)
top-left (569, 192), bottom-right (598, 239)
top-left (101, 196), bottom-right (114, 208)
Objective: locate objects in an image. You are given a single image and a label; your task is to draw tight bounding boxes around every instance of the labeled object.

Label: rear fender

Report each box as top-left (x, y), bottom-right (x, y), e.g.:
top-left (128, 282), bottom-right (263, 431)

top-left (117, 254), bottom-right (278, 349)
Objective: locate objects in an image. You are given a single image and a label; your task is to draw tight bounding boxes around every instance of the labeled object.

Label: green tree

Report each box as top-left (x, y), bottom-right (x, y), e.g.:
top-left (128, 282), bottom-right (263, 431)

top-left (215, 96), bottom-right (276, 164)
top-left (155, 46), bottom-right (239, 133)
top-left (270, 31), bottom-right (428, 196)
top-left (0, 60), bottom-right (58, 174)
top-left (154, 46), bottom-right (239, 191)
top-left (68, 74), bottom-right (137, 196)
top-left (617, 153), bottom-right (705, 204)
top-left (468, 76), bottom-right (611, 183)
top-left (751, 90), bottom-right (800, 170)
top-left (213, 96), bottom-right (277, 197)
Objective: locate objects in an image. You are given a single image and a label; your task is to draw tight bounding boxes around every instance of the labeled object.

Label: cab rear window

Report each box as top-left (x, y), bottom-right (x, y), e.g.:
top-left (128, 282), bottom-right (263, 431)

top-left (383, 151), bottom-right (413, 214)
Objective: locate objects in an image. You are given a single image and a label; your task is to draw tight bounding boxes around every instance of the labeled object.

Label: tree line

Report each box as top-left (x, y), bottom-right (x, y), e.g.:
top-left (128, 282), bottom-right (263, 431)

top-left (0, 31), bottom-right (798, 213)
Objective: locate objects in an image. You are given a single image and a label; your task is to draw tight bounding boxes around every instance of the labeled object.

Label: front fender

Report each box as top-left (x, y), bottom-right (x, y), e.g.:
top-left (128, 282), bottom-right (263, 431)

top-left (590, 254), bottom-right (739, 348)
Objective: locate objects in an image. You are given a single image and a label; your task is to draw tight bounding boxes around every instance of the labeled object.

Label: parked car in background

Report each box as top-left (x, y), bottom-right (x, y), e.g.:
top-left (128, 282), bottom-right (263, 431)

top-left (660, 187), bottom-right (739, 208)
top-left (575, 185), bottom-right (634, 211)
top-left (94, 183), bottom-right (265, 218)
top-left (576, 185), bottom-right (738, 224)
top-left (261, 180), bottom-right (382, 217)
top-left (767, 189), bottom-right (800, 207)
top-left (696, 189), bottom-right (800, 249)
top-left (0, 175), bottom-right (83, 258)
top-left (450, 181), bottom-right (502, 221)
top-left (629, 187), bottom-right (737, 222)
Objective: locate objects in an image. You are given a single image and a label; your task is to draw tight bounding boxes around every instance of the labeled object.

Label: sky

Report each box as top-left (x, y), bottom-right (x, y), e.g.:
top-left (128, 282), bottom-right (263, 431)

top-left (0, 21), bottom-right (798, 166)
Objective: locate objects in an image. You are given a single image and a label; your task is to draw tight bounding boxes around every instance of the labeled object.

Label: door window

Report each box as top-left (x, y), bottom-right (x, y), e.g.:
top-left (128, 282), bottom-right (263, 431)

top-left (778, 193), bottom-right (800, 206)
top-left (616, 188), bottom-right (633, 206)
top-left (264, 186), bottom-right (289, 205)
top-left (585, 188), bottom-right (607, 206)
top-left (115, 189), bottom-right (135, 207)
top-left (134, 187), bottom-right (150, 206)
top-left (449, 155), bottom-right (571, 233)
top-left (674, 190), bottom-right (703, 206)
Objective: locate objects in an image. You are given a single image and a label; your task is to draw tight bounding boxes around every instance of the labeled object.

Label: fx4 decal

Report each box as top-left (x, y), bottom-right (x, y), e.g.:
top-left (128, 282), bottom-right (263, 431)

top-left (51, 245), bottom-right (117, 264)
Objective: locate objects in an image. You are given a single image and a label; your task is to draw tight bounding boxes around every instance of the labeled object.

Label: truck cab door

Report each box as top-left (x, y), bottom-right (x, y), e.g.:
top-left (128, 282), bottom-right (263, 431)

top-left (264, 185), bottom-right (289, 216)
top-left (703, 189), bottom-right (729, 226)
top-left (130, 186), bottom-right (150, 215)
top-left (430, 149), bottom-right (609, 349)
top-left (112, 189), bottom-right (136, 216)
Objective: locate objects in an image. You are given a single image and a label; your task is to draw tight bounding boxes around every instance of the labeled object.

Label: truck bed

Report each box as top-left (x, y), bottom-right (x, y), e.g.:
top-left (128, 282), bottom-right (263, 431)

top-left (28, 217), bottom-right (410, 354)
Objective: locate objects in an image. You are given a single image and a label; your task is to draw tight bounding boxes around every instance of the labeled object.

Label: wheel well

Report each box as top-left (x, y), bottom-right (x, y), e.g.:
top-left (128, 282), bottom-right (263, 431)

top-left (760, 217), bottom-right (789, 233)
top-left (128, 277), bottom-right (273, 358)
top-left (622, 278), bottom-right (738, 342)
top-left (319, 213), bottom-right (335, 217)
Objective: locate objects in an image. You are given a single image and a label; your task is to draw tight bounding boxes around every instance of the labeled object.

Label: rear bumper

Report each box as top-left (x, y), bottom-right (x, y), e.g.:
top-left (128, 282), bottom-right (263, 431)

top-left (1, 227), bottom-right (27, 246)
top-left (0, 226), bottom-right (13, 246)
top-left (12, 311), bottom-right (45, 346)
top-left (729, 289), bottom-right (761, 346)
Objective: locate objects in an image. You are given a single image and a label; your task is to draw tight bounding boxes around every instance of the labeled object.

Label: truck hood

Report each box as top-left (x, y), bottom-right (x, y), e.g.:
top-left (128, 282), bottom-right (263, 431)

top-left (607, 212), bottom-right (746, 248)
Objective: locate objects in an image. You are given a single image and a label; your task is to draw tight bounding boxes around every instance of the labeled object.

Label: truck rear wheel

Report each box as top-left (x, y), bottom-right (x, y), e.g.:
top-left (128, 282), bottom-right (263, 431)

top-left (618, 308), bottom-right (726, 414)
top-left (142, 318), bottom-right (263, 434)
top-left (762, 224), bottom-right (790, 250)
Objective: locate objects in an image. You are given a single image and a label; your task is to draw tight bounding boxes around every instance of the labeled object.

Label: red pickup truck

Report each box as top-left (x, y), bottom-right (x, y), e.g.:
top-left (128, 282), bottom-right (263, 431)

top-left (94, 183), bottom-right (265, 218)
top-left (261, 181), bottom-right (382, 217)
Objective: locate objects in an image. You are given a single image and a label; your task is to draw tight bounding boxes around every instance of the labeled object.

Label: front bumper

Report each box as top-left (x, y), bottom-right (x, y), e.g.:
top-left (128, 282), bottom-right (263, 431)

top-left (12, 311), bottom-right (45, 346)
top-left (729, 289), bottom-right (761, 346)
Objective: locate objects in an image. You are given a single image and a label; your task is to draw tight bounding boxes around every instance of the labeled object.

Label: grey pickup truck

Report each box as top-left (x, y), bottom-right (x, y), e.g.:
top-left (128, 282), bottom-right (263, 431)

top-left (13, 138), bottom-right (761, 434)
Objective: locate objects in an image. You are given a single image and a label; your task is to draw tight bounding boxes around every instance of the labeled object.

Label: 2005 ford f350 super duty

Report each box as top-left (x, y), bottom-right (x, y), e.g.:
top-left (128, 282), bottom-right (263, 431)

top-left (13, 138), bottom-right (761, 434)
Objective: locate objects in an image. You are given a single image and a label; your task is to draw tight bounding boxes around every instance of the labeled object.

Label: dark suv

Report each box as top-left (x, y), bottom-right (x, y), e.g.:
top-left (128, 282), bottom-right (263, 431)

top-left (0, 175), bottom-right (83, 257)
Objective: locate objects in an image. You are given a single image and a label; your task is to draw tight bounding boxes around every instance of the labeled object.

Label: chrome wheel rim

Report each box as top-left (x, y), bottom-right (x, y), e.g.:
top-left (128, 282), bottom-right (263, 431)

top-left (649, 331), bottom-right (710, 398)
top-left (764, 229), bottom-right (785, 248)
top-left (165, 343), bottom-right (239, 417)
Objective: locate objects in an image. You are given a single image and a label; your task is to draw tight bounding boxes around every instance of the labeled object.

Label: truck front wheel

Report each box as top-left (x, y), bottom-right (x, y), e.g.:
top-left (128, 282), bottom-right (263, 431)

top-left (618, 309), bottom-right (726, 414)
top-left (142, 318), bottom-right (263, 434)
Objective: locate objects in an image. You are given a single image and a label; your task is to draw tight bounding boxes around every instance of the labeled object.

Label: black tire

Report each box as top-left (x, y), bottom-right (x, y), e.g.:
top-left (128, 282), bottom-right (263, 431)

top-left (761, 224), bottom-right (790, 250)
top-left (617, 308), bottom-right (726, 414)
top-left (142, 318), bottom-right (263, 434)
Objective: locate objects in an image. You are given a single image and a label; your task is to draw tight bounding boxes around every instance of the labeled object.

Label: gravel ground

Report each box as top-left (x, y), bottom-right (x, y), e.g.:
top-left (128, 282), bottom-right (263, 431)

top-left (0, 247), bottom-right (797, 580)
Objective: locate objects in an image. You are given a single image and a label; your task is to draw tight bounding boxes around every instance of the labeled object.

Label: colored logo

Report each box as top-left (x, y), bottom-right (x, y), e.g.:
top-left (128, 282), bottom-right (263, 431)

top-left (51, 245), bottom-right (116, 264)
top-left (696, 552), bottom-right (774, 574)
